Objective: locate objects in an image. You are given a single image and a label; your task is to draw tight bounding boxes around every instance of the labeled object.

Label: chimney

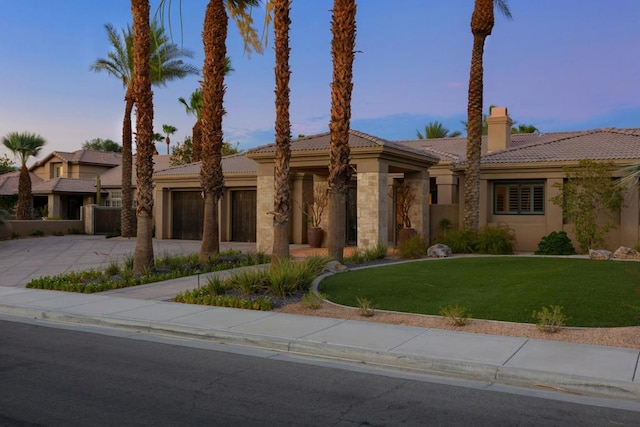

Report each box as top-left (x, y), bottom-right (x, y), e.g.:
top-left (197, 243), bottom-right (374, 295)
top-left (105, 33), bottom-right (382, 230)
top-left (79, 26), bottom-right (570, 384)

top-left (486, 106), bottom-right (512, 152)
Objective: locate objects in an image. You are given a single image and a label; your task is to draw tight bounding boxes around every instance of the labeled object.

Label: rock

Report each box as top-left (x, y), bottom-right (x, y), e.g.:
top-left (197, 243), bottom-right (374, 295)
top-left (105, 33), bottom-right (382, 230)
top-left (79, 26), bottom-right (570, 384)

top-left (427, 243), bottom-right (452, 258)
top-left (589, 249), bottom-right (612, 260)
top-left (322, 261), bottom-right (349, 273)
top-left (613, 246), bottom-right (640, 260)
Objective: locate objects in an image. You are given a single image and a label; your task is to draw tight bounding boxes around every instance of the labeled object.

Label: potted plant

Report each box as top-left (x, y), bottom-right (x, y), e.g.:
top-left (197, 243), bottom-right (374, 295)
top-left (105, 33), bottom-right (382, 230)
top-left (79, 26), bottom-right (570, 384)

top-left (302, 185), bottom-right (328, 248)
top-left (395, 181), bottom-right (417, 244)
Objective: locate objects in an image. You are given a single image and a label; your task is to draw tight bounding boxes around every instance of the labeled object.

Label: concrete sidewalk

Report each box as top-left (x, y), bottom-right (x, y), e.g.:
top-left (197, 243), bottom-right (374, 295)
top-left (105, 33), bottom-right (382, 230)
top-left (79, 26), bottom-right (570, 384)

top-left (0, 235), bottom-right (639, 402)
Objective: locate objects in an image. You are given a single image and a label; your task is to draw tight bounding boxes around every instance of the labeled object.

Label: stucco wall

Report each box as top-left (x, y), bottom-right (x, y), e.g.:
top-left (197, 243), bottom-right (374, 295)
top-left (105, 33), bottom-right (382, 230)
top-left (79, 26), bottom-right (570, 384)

top-left (0, 220), bottom-right (84, 239)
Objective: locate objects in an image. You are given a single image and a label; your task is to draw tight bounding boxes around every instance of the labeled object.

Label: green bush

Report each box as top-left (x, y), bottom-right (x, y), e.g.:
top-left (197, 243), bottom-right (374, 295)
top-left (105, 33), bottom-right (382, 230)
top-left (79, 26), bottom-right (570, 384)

top-left (398, 235), bottom-right (427, 259)
top-left (476, 225), bottom-right (516, 255)
top-left (439, 304), bottom-right (472, 326)
top-left (535, 231), bottom-right (576, 255)
top-left (300, 291), bottom-right (325, 309)
top-left (532, 305), bottom-right (569, 333)
top-left (346, 243), bottom-right (387, 264)
top-left (31, 230), bottom-right (44, 237)
top-left (442, 228), bottom-right (478, 253)
top-left (227, 270), bottom-right (269, 296)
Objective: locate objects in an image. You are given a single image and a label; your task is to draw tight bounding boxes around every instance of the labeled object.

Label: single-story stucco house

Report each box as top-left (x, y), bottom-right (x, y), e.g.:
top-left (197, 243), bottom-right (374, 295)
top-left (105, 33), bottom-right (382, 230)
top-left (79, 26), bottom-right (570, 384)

top-left (150, 107), bottom-right (640, 253)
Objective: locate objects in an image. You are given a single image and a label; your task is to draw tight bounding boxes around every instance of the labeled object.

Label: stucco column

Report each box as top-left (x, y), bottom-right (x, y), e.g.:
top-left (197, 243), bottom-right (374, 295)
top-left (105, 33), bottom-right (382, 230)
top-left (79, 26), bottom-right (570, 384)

top-left (436, 174), bottom-right (457, 205)
top-left (357, 159), bottom-right (388, 249)
top-left (546, 178), bottom-right (564, 232)
top-left (48, 194), bottom-right (61, 218)
top-left (256, 163), bottom-right (275, 254)
top-left (406, 170), bottom-right (430, 243)
top-left (290, 173), bottom-right (310, 244)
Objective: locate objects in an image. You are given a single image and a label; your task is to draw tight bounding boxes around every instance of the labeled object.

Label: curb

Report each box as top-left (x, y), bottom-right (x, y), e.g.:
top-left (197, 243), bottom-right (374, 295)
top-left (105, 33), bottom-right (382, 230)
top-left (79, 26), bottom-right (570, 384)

top-left (2, 303), bottom-right (639, 402)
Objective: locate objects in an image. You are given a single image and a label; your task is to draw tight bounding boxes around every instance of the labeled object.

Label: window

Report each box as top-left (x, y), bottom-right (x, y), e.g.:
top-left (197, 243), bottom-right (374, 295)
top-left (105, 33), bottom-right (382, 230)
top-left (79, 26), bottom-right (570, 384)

top-left (54, 165), bottom-right (63, 178)
top-left (494, 181), bottom-right (544, 215)
top-left (107, 191), bottom-right (122, 207)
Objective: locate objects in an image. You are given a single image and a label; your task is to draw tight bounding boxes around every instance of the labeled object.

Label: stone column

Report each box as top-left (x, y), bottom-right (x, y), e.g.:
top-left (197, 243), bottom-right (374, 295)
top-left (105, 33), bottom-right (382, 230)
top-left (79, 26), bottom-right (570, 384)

top-left (406, 170), bottom-right (430, 243)
top-left (255, 163), bottom-right (275, 254)
top-left (357, 159), bottom-right (388, 249)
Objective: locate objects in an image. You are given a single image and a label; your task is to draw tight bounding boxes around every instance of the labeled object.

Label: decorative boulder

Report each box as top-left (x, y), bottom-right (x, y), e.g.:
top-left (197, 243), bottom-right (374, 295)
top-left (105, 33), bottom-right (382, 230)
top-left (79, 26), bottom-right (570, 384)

top-left (427, 243), bottom-right (452, 258)
top-left (322, 261), bottom-right (349, 274)
top-left (588, 249), bottom-right (613, 260)
top-left (613, 246), bottom-right (640, 260)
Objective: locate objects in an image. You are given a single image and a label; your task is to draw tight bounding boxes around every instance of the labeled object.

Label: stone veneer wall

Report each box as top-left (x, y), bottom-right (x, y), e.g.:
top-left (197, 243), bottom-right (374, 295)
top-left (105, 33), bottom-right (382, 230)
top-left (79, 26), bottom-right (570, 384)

top-left (357, 170), bottom-right (388, 249)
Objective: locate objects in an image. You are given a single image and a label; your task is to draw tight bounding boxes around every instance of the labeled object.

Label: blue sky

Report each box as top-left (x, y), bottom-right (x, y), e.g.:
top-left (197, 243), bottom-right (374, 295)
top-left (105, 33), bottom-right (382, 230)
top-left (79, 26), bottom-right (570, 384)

top-left (1, 1), bottom-right (639, 163)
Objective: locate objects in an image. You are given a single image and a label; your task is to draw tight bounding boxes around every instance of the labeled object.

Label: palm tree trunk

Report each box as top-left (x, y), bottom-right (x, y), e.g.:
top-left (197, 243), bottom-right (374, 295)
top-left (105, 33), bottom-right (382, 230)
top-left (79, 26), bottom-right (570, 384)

top-left (463, 0), bottom-right (495, 230)
top-left (327, 0), bottom-right (357, 262)
top-left (463, 33), bottom-right (486, 230)
top-left (192, 119), bottom-right (203, 162)
top-left (16, 165), bottom-right (32, 220)
top-left (199, 0), bottom-right (227, 261)
top-left (131, 0), bottom-right (155, 273)
top-left (121, 91), bottom-right (135, 237)
top-left (271, 0), bottom-right (292, 263)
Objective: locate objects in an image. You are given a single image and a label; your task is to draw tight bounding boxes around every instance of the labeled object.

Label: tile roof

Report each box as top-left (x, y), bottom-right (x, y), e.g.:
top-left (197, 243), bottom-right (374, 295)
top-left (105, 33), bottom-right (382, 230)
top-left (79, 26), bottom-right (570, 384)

top-left (248, 129), bottom-right (439, 161)
top-left (393, 128), bottom-right (640, 165)
top-left (32, 178), bottom-right (97, 194)
top-left (31, 149), bottom-right (122, 170)
top-left (0, 171), bottom-right (43, 195)
top-left (100, 155), bottom-right (174, 187)
top-left (154, 153), bottom-right (257, 177)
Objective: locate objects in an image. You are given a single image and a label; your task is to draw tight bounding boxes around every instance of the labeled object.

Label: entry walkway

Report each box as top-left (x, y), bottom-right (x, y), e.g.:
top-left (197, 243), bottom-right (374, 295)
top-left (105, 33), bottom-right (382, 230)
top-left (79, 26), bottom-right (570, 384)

top-left (0, 235), bottom-right (638, 402)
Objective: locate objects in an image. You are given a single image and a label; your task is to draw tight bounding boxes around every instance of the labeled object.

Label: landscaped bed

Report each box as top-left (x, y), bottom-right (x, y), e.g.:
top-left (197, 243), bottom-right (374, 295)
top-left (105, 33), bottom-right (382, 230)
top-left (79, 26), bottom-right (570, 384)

top-left (318, 256), bottom-right (640, 328)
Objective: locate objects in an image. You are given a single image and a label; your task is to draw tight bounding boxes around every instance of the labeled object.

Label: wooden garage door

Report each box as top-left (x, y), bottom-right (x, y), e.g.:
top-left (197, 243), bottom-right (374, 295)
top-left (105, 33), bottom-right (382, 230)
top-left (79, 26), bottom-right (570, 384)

top-left (231, 190), bottom-right (256, 242)
top-left (172, 191), bottom-right (203, 240)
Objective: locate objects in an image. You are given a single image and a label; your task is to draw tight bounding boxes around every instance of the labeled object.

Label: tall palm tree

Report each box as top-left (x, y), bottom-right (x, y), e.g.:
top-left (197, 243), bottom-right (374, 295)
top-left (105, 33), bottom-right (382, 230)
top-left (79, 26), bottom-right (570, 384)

top-left (416, 121), bottom-right (462, 139)
top-left (131, 0), bottom-right (154, 273)
top-left (162, 124), bottom-right (177, 155)
top-left (2, 132), bottom-right (46, 220)
top-left (200, 0), bottom-right (262, 261)
top-left (327, 0), bottom-right (357, 262)
top-left (271, 0), bottom-right (292, 262)
top-left (91, 21), bottom-right (198, 238)
top-left (463, 0), bottom-right (511, 229)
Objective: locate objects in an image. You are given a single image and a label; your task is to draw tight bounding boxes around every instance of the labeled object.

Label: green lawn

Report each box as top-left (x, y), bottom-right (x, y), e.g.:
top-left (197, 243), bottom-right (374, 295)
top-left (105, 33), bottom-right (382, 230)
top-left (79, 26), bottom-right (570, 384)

top-left (318, 257), bottom-right (640, 327)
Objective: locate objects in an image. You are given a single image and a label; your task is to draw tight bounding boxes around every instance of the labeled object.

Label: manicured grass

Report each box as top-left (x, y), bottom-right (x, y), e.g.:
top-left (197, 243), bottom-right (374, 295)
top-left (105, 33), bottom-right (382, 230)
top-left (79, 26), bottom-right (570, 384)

top-left (318, 257), bottom-right (640, 327)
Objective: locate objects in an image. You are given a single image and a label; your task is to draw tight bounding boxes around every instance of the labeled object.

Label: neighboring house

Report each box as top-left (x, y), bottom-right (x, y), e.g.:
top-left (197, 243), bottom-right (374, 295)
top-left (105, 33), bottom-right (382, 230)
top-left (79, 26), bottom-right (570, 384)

top-left (28, 150), bottom-right (122, 219)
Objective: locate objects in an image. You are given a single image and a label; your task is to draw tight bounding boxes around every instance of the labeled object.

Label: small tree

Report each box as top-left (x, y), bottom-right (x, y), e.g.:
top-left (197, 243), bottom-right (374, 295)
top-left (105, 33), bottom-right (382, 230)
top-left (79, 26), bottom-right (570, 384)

top-left (82, 138), bottom-right (122, 153)
top-left (0, 154), bottom-right (16, 174)
top-left (551, 160), bottom-right (623, 253)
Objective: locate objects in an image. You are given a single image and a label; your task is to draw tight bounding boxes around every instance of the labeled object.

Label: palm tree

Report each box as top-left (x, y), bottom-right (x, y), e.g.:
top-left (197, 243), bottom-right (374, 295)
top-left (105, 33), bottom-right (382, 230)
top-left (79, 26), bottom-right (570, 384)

top-left (179, 89), bottom-right (204, 161)
top-left (91, 21), bottom-right (198, 238)
top-left (162, 124), bottom-right (177, 155)
top-left (2, 132), bottom-right (46, 220)
top-left (271, 0), bottom-right (292, 262)
top-left (416, 121), bottom-right (462, 139)
top-left (199, 0), bottom-right (262, 261)
top-left (327, 0), bottom-right (357, 262)
top-left (512, 123), bottom-right (539, 134)
top-left (463, 0), bottom-right (511, 229)
top-left (131, 0), bottom-right (154, 273)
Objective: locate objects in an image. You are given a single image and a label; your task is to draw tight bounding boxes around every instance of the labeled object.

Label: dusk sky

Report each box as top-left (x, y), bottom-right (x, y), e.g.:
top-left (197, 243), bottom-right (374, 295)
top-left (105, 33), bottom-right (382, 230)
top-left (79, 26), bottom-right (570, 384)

top-left (1, 1), bottom-right (639, 163)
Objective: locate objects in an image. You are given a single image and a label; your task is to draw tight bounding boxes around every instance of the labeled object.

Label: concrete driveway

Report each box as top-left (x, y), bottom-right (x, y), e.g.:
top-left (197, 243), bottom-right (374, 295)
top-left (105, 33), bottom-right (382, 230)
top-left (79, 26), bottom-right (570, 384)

top-left (0, 235), bottom-right (256, 288)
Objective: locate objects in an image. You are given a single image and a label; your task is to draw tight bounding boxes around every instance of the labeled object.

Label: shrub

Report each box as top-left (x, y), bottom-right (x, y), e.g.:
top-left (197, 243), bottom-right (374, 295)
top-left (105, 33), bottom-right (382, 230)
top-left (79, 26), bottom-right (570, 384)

top-left (532, 305), bottom-right (569, 333)
top-left (31, 230), bottom-right (44, 237)
top-left (397, 235), bottom-right (427, 259)
top-left (300, 291), bottom-right (325, 309)
top-left (442, 228), bottom-right (478, 253)
top-left (206, 275), bottom-right (232, 295)
top-left (535, 231), bottom-right (576, 255)
top-left (227, 270), bottom-right (269, 296)
top-left (356, 296), bottom-right (375, 317)
top-left (52, 231), bottom-right (64, 236)
top-left (476, 225), bottom-right (516, 255)
top-left (347, 243), bottom-right (387, 264)
top-left (439, 304), bottom-right (471, 326)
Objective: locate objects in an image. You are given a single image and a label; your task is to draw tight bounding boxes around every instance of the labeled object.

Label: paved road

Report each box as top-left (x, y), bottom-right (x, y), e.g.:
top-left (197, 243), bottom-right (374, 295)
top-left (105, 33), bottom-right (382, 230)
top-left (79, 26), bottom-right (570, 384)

top-left (2, 319), bottom-right (639, 426)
